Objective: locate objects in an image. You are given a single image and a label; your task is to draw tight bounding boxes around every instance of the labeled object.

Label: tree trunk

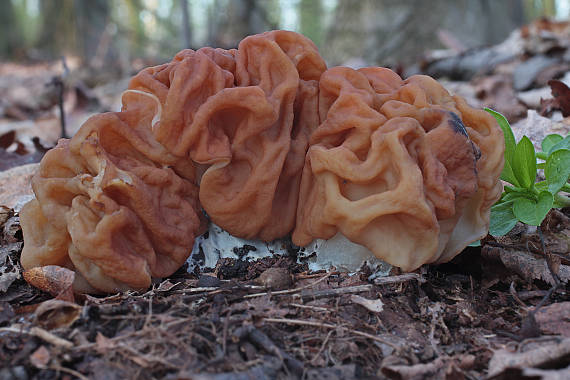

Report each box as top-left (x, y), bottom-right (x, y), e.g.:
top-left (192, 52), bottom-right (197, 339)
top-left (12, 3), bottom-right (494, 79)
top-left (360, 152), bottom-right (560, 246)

top-left (180, 0), bottom-right (192, 49)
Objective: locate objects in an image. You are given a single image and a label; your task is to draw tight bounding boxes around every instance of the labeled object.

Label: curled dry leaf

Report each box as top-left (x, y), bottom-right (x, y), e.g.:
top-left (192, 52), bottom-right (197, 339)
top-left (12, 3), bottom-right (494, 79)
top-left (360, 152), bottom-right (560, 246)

top-left (34, 299), bottom-right (81, 330)
top-left (0, 205), bottom-right (11, 226)
top-left (95, 332), bottom-right (115, 355)
top-left (256, 267), bottom-right (292, 290)
top-left (487, 338), bottom-right (570, 378)
top-left (22, 265), bottom-right (75, 300)
top-left (548, 79), bottom-right (570, 117)
top-left (350, 294), bottom-right (384, 313)
top-left (534, 301), bottom-right (570, 337)
top-left (29, 345), bottom-right (50, 369)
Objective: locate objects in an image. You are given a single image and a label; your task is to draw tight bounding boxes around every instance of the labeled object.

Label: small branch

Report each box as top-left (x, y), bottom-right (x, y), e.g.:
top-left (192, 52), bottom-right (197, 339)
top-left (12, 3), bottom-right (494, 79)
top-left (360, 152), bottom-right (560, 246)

top-left (289, 303), bottom-right (331, 312)
top-left (373, 273), bottom-right (425, 285)
top-left (0, 325), bottom-right (73, 348)
top-left (243, 271), bottom-right (335, 299)
top-left (51, 365), bottom-right (90, 380)
top-left (299, 284), bottom-right (374, 303)
top-left (233, 325), bottom-right (303, 375)
top-left (263, 317), bottom-right (399, 349)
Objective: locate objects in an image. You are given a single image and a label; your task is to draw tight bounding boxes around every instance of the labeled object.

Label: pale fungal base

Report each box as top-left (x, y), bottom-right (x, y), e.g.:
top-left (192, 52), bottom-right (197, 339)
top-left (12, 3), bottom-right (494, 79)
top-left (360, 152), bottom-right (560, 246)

top-left (188, 223), bottom-right (392, 276)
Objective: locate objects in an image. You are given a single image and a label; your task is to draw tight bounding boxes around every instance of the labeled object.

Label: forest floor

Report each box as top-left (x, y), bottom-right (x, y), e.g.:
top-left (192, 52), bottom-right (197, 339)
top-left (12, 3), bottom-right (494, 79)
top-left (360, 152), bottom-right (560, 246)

top-left (1, 19), bottom-right (570, 379)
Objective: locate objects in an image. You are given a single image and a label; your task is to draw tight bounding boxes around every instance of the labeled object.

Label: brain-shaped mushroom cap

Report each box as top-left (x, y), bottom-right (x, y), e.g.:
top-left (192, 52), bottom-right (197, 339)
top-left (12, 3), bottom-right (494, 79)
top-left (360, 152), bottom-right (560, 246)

top-left (19, 31), bottom-right (503, 293)
top-left (292, 67), bottom-right (504, 270)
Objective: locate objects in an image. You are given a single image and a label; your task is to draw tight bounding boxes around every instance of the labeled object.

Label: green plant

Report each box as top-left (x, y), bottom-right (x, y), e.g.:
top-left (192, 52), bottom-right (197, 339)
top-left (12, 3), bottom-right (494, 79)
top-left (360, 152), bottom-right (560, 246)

top-left (486, 108), bottom-right (570, 236)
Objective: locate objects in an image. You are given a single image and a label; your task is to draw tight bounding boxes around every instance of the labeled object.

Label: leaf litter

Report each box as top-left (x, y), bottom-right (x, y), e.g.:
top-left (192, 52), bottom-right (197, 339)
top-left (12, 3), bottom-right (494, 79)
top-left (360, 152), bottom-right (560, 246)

top-left (0, 17), bottom-right (570, 380)
top-left (0, 206), bottom-right (569, 379)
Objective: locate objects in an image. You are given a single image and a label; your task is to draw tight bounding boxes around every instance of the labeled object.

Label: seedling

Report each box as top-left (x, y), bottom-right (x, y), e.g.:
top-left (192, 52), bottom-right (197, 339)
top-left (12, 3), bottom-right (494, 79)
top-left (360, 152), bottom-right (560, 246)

top-left (486, 109), bottom-right (570, 236)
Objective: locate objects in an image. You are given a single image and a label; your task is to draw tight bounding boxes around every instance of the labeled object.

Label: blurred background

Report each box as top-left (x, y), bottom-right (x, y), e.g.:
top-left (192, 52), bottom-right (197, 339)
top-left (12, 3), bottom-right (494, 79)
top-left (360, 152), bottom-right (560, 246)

top-left (1, 0), bottom-right (569, 69)
top-left (0, 0), bottom-right (569, 174)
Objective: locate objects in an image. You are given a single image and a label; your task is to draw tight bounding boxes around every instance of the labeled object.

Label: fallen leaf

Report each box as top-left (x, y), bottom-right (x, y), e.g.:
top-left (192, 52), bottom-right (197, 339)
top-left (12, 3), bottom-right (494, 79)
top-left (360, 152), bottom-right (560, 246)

top-left (483, 245), bottom-right (570, 285)
top-left (35, 299), bottom-right (81, 330)
top-left (0, 131), bottom-right (16, 149)
top-left (474, 75), bottom-right (526, 123)
top-left (95, 332), bottom-right (115, 355)
top-left (381, 355), bottom-right (467, 380)
top-left (0, 163), bottom-right (38, 210)
top-left (29, 345), bottom-right (50, 369)
top-left (0, 243), bottom-right (22, 293)
top-left (548, 79), bottom-right (570, 117)
top-left (511, 110), bottom-right (570, 150)
top-left (487, 338), bottom-right (570, 378)
top-left (0, 301), bottom-right (15, 324)
top-left (156, 279), bottom-right (179, 292)
top-left (23, 265), bottom-right (75, 301)
top-left (351, 294), bottom-right (384, 313)
top-left (256, 267), bottom-right (292, 290)
top-left (0, 205), bottom-right (11, 225)
top-left (534, 301), bottom-right (570, 337)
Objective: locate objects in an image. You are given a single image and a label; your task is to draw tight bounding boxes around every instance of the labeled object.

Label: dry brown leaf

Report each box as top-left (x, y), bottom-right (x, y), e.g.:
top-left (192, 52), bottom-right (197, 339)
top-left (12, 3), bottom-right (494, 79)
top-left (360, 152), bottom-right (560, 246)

top-left (23, 265), bottom-right (75, 301)
top-left (350, 294), bottom-right (384, 313)
top-left (534, 301), bottom-right (570, 337)
top-left (487, 338), bottom-right (570, 378)
top-left (549, 79), bottom-right (570, 117)
top-left (0, 205), bottom-right (11, 225)
top-left (483, 246), bottom-right (570, 285)
top-left (29, 345), bottom-right (50, 369)
top-left (156, 279), bottom-right (179, 292)
top-left (95, 332), bottom-right (115, 355)
top-left (0, 301), bottom-right (15, 324)
top-left (256, 267), bottom-right (292, 290)
top-left (381, 355), bottom-right (467, 380)
top-left (34, 299), bottom-right (81, 330)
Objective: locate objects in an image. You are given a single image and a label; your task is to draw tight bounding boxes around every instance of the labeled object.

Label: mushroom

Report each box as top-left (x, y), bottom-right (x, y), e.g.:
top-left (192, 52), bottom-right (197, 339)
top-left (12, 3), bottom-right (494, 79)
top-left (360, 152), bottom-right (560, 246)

top-left (293, 67), bottom-right (503, 271)
top-left (129, 30), bottom-right (326, 241)
top-left (20, 31), bottom-right (503, 293)
top-left (20, 91), bottom-right (206, 293)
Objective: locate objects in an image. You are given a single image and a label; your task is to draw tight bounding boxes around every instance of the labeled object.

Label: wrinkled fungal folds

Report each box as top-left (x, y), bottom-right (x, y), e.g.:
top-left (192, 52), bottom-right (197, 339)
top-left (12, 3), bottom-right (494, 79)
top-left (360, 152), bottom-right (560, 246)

top-left (20, 31), bottom-right (504, 293)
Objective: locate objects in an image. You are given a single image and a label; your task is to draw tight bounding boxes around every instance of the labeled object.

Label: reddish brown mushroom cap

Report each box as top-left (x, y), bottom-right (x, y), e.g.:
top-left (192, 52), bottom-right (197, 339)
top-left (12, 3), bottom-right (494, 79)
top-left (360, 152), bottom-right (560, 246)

top-left (20, 94), bottom-right (206, 293)
top-left (19, 31), bottom-right (503, 292)
top-left (292, 67), bottom-right (503, 271)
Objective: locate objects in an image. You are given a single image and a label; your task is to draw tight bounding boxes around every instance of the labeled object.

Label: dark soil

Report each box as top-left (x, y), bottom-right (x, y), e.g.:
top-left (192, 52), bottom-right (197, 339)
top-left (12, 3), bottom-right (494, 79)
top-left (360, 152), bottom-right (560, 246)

top-left (1, 209), bottom-right (570, 379)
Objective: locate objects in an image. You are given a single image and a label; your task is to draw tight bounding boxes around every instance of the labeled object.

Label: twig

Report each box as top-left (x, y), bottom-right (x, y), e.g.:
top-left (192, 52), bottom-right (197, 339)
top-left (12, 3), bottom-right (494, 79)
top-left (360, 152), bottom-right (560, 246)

top-left (299, 284), bottom-right (374, 303)
top-left (233, 325), bottom-right (304, 375)
top-left (532, 226), bottom-right (561, 312)
top-left (0, 325), bottom-right (73, 348)
top-left (51, 365), bottom-right (90, 380)
top-left (372, 273), bottom-right (425, 285)
top-left (263, 317), bottom-right (399, 349)
top-left (509, 282), bottom-right (528, 309)
top-left (48, 56), bottom-right (69, 139)
top-left (289, 303), bottom-right (330, 312)
top-left (243, 271), bottom-right (334, 299)
top-left (169, 286), bottom-right (219, 294)
top-left (310, 330), bottom-right (334, 364)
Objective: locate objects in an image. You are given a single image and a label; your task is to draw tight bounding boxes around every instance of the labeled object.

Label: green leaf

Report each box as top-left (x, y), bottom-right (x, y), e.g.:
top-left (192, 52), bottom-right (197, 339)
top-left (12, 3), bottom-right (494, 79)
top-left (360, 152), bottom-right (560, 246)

top-left (501, 191), bottom-right (531, 202)
top-left (500, 160), bottom-right (520, 186)
top-left (512, 136), bottom-right (536, 189)
top-left (485, 108), bottom-right (516, 164)
top-left (545, 149), bottom-right (570, 194)
top-left (485, 108), bottom-right (520, 185)
top-left (513, 191), bottom-right (553, 226)
top-left (490, 201), bottom-right (518, 236)
top-left (534, 181), bottom-right (548, 192)
top-left (468, 240), bottom-right (481, 247)
top-left (541, 134), bottom-right (563, 154)
top-left (547, 135), bottom-right (570, 155)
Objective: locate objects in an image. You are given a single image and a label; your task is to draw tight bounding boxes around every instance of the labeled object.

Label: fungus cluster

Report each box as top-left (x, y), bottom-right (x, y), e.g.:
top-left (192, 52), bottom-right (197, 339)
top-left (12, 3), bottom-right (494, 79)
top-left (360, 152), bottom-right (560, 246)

top-left (20, 31), bottom-right (504, 293)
